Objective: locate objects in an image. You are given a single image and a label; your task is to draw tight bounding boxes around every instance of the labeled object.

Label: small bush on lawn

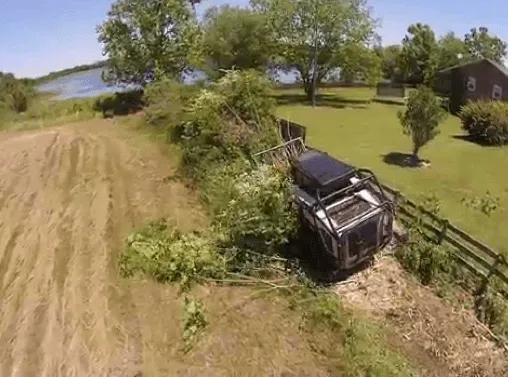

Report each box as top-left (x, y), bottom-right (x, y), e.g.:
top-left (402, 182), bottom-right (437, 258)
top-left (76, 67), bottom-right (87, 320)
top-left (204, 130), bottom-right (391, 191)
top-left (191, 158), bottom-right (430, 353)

top-left (397, 86), bottom-right (447, 163)
top-left (459, 100), bottom-right (508, 145)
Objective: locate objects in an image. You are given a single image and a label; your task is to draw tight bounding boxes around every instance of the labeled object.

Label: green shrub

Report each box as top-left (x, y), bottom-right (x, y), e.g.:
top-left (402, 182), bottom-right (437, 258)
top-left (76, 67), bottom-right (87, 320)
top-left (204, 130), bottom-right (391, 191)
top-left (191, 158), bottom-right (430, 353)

top-left (397, 86), bottom-right (447, 162)
top-left (0, 75), bottom-right (33, 113)
top-left (119, 219), bottom-right (227, 291)
top-left (181, 296), bottom-right (208, 353)
top-left (93, 90), bottom-right (144, 118)
top-left (144, 79), bottom-right (199, 128)
top-left (25, 97), bottom-right (96, 119)
top-left (475, 277), bottom-right (508, 340)
top-left (175, 70), bottom-right (280, 179)
top-left (6, 84), bottom-right (29, 113)
top-left (200, 158), bottom-right (252, 215)
top-left (398, 232), bottom-right (452, 285)
top-left (216, 164), bottom-right (297, 256)
top-left (459, 100), bottom-right (508, 145)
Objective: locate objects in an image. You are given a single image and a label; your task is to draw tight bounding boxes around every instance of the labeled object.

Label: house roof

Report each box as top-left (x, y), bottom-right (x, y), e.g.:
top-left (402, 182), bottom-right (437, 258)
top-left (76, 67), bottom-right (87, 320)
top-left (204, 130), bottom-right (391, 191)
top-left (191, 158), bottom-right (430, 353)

top-left (438, 58), bottom-right (508, 77)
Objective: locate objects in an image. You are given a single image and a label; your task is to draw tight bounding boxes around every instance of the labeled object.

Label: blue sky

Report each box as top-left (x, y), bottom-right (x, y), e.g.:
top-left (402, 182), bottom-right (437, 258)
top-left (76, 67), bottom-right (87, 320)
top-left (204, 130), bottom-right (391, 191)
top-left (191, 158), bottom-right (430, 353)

top-left (1, 0), bottom-right (506, 78)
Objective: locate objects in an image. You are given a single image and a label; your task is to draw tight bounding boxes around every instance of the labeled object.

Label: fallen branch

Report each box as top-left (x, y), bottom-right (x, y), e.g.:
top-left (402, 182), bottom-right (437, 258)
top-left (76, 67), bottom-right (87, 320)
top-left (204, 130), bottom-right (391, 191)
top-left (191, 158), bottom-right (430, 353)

top-left (475, 322), bottom-right (508, 352)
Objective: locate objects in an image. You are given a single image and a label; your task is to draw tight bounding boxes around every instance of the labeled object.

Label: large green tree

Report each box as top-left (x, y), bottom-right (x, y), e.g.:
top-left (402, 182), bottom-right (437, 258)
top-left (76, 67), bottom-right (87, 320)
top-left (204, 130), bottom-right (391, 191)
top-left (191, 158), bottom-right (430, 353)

top-left (464, 27), bottom-right (507, 63)
top-left (97, 0), bottom-right (202, 85)
top-left (398, 23), bottom-right (439, 86)
top-left (340, 44), bottom-right (381, 84)
top-left (202, 6), bottom-right (274, 78)
top-left (437, 32), bottom-right (469, 69)
top-left (252, 0), bottom-right (377, 106)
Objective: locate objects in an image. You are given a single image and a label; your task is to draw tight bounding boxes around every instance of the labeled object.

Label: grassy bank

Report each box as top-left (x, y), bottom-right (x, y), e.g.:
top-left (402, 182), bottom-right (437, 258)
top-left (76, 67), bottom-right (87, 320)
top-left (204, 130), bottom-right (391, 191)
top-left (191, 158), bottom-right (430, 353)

top-left (275, 87), bottom-right (508, 257)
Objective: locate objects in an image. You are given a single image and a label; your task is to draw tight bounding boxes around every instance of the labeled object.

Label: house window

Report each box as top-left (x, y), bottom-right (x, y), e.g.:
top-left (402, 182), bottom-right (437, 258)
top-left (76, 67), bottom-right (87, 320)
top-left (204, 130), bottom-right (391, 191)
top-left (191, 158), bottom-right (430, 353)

top-left (493, 84), bottom-right (503, 100)
top-left (466, 76), bottom-right (476, 92)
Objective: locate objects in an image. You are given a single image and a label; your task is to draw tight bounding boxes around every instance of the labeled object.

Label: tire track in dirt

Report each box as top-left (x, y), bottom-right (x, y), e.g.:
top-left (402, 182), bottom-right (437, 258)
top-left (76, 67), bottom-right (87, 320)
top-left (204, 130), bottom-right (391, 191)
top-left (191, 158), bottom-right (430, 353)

top-left (0, 132), bottom-right (62, 377)
top-left (102, 135), bottom-right (145, 376)
top-left (7, 132), bottom-right (72, 377)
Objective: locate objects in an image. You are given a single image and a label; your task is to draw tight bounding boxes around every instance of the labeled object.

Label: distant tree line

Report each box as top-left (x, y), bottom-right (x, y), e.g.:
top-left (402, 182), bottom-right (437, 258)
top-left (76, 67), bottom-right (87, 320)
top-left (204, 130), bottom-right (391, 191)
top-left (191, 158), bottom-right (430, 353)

top-left (94, 0), bottom-right (508, 102)
top-left (35, 60), bottom-right (109, 84)
top-left (377, 25), bottom-right (507, 85)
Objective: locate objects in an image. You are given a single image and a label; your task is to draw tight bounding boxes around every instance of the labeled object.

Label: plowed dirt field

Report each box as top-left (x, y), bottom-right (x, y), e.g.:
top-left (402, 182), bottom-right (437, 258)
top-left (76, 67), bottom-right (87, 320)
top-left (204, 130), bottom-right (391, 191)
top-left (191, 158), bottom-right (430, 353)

top-left (0, 120), bottom-right (204, 377)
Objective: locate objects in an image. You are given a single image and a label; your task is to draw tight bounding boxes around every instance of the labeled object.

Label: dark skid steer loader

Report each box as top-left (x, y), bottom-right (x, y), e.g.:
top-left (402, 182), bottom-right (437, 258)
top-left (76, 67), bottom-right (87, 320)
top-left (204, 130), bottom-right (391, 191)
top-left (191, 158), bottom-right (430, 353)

top-left (254, 120), bottom-right (394, 276)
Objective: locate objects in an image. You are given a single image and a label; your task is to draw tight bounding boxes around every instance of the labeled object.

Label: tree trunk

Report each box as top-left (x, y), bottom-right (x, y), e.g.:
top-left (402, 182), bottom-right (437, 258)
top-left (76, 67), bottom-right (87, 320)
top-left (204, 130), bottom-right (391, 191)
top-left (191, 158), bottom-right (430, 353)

top-left (311, 1), bottom-right (318, 108)
top-left (412, 146), bottom-right (420, 166)
top-left (303, 80), bottom-right (316, 103)
top-left (311, 69), bottom-right (317, 107)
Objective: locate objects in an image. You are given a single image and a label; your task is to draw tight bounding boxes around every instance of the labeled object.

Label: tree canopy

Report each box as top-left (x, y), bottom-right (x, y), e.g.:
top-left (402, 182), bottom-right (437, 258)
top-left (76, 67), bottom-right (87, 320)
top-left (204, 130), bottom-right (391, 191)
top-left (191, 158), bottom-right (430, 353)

top-left (252, 0), bottom-right (378, 105)
top-left (437, 32), bottom-right (469, 69)
top-left (202, 6), bottom-right (274, 78)
top-left (97, 0), bottom-right (203, 85)
top-left (464, 27), bottom-right (507, 63)
top-left (377, 44), bottom-right (402, 81)
top-left (398, 23), bottom-right (438, 86)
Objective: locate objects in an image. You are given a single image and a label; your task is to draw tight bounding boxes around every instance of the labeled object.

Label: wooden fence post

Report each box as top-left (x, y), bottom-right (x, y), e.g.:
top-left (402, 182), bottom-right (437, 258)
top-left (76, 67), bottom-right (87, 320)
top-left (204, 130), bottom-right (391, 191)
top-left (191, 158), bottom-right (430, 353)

top-left (438, 219), bottom-right (449, 244)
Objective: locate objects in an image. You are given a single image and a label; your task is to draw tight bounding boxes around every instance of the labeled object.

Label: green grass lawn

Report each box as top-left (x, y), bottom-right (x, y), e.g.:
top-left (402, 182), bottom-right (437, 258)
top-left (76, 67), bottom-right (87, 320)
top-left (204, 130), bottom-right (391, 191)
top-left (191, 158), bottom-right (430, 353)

top-left (275, 87), bottom-right (508, 256)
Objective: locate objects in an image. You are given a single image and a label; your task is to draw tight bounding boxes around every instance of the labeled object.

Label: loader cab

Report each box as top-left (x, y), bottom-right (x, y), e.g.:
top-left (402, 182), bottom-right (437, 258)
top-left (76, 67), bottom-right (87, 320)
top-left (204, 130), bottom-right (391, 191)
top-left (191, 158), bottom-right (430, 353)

top-left (290, 149), bottom-right (394, 273)
top-left (251, 134), bottom-right (394, 277)
top-left (291, 149), bottom-right (357, 198)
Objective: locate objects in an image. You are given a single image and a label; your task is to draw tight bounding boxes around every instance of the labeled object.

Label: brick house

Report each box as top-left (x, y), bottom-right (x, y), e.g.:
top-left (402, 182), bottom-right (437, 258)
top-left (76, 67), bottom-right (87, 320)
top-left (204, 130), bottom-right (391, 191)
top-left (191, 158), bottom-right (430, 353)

top-left (434, 58), bottom-right (508, 113)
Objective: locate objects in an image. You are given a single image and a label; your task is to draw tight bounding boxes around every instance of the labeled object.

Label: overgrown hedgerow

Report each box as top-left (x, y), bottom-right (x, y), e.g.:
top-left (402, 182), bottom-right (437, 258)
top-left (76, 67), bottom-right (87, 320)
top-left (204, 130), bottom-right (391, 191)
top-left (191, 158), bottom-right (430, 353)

top-left (123, 70), bottom-right (298, 286)
top-left (216, 164), bottom-right (297, 255)
top-left (176, 70), bottom-right (280, 181)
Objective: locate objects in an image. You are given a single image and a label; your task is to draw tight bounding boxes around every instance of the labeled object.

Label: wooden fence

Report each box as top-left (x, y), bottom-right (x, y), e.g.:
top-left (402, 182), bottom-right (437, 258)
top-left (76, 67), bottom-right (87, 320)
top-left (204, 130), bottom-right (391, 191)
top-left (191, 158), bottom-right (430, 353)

top-left (380, 183), bottom-right (508, 298)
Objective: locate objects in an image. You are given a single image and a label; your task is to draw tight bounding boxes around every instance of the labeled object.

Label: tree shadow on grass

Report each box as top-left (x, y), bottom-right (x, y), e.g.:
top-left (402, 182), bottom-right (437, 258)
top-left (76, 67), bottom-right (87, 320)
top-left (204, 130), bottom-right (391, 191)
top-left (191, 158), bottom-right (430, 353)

top-left (275, 93), bottom-right (370, 110)
top-left (382, 152), bottom-right (427, 168)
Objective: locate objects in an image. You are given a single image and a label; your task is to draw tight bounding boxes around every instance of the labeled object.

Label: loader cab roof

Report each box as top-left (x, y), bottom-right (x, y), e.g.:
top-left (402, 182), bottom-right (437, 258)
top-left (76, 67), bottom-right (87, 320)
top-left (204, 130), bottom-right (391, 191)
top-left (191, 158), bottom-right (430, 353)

top-left (292, 149), bottom-right (357, 196)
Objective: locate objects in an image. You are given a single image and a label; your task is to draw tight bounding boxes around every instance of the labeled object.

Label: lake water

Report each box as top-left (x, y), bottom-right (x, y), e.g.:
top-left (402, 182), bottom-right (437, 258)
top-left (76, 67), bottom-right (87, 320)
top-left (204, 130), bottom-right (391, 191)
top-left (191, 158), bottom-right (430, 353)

top-left (37, 68), bottom-right (298, 101)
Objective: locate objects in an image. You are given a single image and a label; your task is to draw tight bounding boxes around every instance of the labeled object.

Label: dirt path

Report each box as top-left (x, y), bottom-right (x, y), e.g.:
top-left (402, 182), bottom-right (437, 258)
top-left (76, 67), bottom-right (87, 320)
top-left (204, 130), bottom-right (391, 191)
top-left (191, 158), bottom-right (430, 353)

top-left (0, 120), bottom-right (204, 377)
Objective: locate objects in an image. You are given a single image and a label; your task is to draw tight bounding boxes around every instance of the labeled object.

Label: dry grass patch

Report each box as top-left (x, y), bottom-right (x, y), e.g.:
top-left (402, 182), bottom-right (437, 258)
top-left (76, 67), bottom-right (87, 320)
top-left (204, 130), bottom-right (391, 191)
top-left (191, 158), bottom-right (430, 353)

top-left (336, 255), bottom-right (508, 377)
